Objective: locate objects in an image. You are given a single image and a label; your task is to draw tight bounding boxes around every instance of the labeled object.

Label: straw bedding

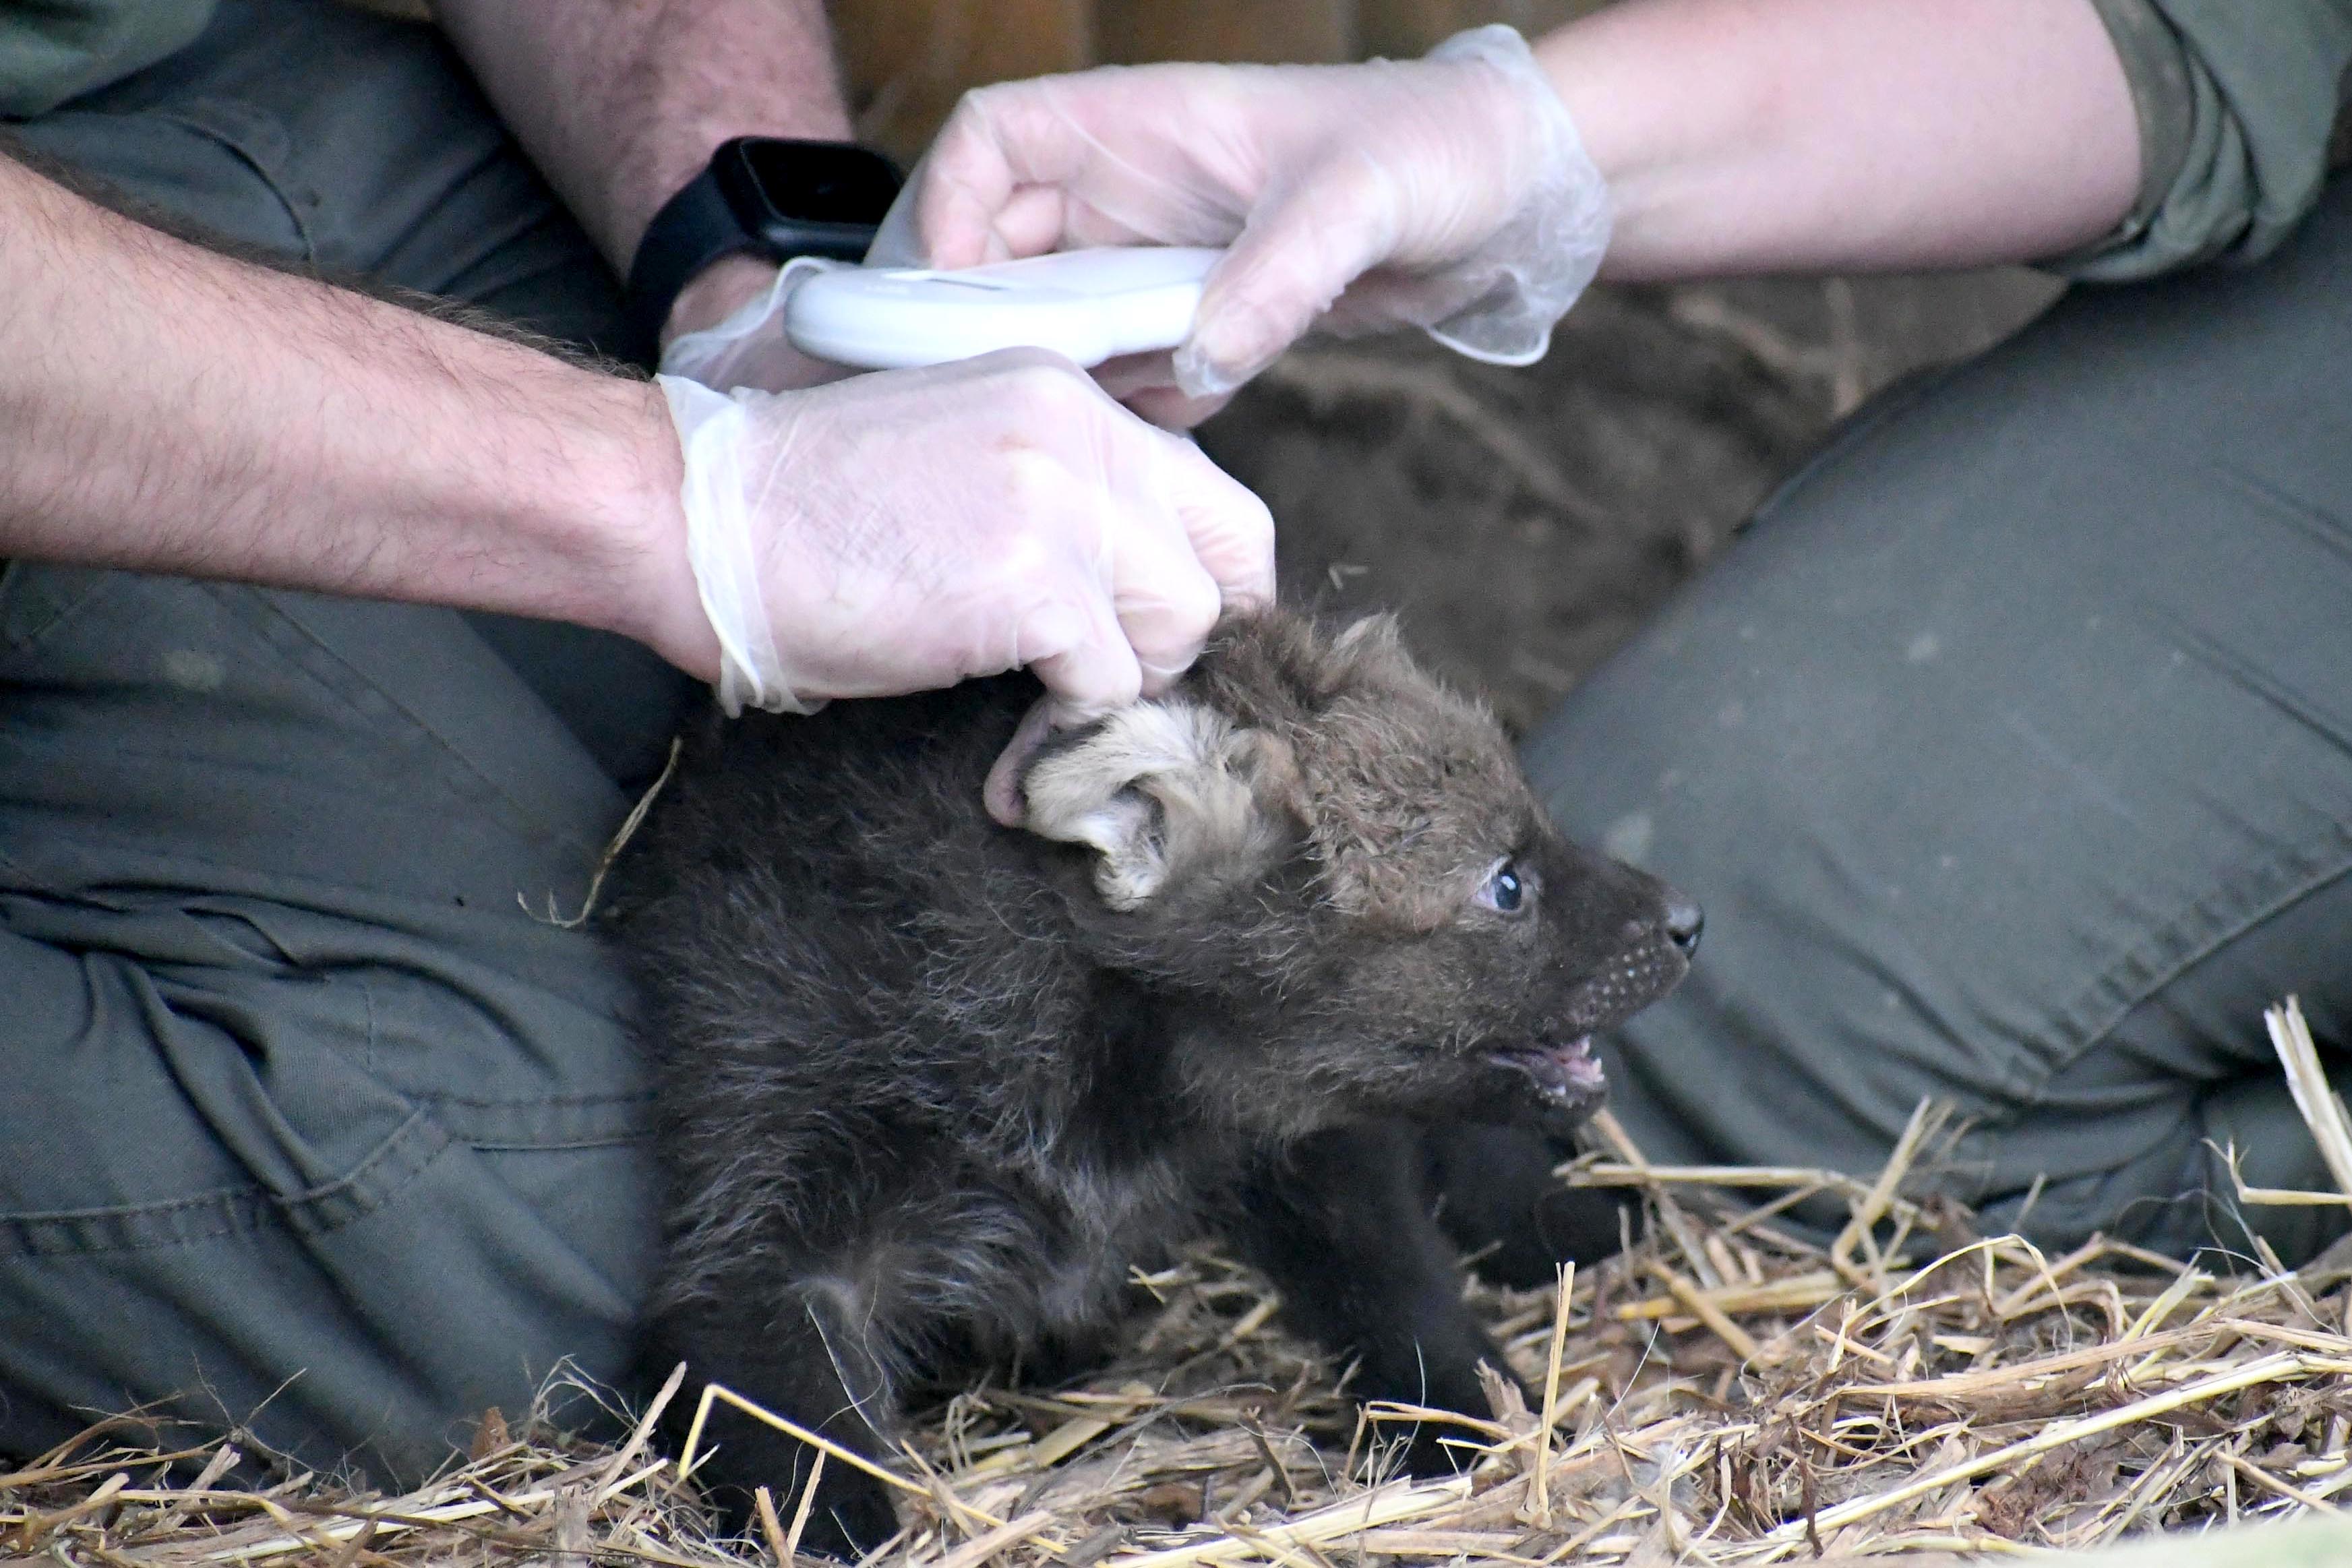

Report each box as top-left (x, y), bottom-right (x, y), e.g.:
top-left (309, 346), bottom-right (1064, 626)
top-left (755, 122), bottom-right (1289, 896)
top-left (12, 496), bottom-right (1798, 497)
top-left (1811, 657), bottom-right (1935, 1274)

top-left (9, 1009), bottom-right (2351, 1568)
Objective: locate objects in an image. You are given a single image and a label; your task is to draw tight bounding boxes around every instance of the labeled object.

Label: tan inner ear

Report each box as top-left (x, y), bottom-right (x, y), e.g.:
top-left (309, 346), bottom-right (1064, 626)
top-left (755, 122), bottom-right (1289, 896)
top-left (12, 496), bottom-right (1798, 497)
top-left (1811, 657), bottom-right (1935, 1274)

top-left (1020, 701), bottom-right (1288, 911)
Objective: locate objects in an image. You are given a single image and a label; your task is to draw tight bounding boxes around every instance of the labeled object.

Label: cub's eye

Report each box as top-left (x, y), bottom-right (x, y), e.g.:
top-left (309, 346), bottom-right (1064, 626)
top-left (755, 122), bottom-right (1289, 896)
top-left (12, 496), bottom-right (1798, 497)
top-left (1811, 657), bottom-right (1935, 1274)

top-left (1476, 857), bottom-right (1530, 914)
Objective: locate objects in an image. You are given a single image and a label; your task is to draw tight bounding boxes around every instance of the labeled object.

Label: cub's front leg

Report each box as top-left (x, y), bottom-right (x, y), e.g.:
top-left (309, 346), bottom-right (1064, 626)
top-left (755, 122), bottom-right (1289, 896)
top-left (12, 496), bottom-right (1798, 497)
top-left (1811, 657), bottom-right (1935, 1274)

top-left (646, 1290), bottom-right (903, 1560)
top-left (1229, 1122), bottom-right (1513, 1473)
top-left (1420, 1122), bottom-right (1637, 1288)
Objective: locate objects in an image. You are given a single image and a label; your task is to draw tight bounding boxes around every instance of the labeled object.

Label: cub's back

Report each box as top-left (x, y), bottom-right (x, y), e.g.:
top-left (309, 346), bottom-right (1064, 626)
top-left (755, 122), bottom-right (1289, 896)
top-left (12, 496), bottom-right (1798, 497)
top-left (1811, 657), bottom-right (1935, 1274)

top-left (607, 673), bottom-right (1104, 1288)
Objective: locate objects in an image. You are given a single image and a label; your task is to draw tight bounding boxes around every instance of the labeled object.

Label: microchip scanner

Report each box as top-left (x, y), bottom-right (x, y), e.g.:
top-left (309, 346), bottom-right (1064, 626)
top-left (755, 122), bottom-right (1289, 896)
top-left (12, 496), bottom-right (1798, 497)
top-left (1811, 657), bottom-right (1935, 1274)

top-left (784, 246), bottom-right (1222, 371)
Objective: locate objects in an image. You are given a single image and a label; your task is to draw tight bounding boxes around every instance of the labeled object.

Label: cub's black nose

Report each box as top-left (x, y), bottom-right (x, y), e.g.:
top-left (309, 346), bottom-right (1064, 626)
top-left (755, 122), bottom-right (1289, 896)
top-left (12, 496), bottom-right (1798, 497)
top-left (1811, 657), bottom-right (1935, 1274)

top-left (1663, 893), bottom-right (1704, 955)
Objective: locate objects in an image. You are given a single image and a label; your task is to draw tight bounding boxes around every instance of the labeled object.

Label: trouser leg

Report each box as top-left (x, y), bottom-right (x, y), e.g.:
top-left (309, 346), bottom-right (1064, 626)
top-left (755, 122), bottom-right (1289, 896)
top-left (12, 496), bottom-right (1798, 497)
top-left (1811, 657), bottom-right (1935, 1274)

top-left (13, 0), bottom-right (642, 355)
top-left (1522, 179), bottom-right (2352, 1265)
top-left (7, 0), bottom-right (697, 789)
top-left (1, 0), bottom-right (689, 1478)
top-left (0, 570), bottom-right (665, 1481)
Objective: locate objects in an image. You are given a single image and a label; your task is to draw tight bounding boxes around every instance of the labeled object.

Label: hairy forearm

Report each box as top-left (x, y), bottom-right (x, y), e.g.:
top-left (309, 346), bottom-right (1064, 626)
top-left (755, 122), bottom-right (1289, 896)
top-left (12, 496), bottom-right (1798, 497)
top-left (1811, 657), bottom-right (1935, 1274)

top-left (434, 0), bottom-right (851, 278)
top-left (0, 154), bottom-right (714, 674)
top-left (1538, 0), bottom-right (2142, 278)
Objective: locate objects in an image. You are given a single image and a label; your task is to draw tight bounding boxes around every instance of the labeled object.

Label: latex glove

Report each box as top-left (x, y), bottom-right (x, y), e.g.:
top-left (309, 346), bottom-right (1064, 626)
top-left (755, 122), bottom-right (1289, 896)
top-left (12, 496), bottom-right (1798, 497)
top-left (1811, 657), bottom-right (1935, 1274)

top-left (874, 25), bottom-right (1609, 414)
top-left (659, 258), bottom-right (854, 393)
top-left (655, 353), bottom-right (1273, 718)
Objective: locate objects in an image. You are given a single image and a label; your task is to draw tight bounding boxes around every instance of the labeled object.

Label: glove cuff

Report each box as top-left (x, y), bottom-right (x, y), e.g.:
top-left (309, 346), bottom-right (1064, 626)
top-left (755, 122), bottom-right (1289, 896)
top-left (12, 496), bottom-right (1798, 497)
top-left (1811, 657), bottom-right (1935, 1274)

top-left (1420, 24), bottom-right (1612, 367)
top-left (659, 256), bottom-right (844, 390)
top-left (657, 374), bottom-right (815, 717)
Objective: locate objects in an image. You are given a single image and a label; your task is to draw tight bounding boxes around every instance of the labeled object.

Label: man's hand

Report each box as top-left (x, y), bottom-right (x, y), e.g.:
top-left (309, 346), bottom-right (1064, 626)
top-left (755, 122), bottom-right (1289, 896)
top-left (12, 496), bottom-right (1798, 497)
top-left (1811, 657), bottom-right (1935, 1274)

top-left (657, 351), bottom-right (1274, 717)
top-left (406, 0), bottom-right (1282, 711)
top-left (657, 253), bottom-right (855, 394)
top-left (663, 253), bottom-right (786, 346)
top-left (0, 154), bottom-right (1271, 723)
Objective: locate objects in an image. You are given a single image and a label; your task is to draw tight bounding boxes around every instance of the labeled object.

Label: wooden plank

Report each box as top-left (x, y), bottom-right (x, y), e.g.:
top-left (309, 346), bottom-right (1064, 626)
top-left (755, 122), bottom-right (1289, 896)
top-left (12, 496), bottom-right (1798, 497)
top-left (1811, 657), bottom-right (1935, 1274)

top-left (832, 0), bottom-right (1093, 162)
top-left (824, 0), bottom-right (1624, 162)
top-left (1093, 0), bottom-right (1352, 65)
top-left (1356, 0), bottom-right (1602, 59)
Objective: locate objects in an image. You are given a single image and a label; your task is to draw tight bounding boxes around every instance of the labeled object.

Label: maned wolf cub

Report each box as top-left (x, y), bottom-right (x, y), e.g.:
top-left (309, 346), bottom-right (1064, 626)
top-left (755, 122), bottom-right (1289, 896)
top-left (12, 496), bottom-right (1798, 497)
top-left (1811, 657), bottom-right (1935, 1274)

top-left (611, 609), bottom-right (1697, 1556)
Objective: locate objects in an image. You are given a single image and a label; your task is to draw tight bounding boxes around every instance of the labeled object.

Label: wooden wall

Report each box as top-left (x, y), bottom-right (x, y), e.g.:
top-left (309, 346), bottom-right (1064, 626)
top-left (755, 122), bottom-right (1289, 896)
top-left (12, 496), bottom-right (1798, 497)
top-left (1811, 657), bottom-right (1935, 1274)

top-left (336, 2), bottom-right (1601, 164)
top-left (831, 0), bottom-right (1604, 163)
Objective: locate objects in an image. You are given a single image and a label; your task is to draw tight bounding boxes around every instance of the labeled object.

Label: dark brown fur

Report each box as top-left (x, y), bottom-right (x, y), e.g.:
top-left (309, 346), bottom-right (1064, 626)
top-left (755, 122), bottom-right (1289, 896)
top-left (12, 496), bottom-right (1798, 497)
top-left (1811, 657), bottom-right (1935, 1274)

top-left (608, 610), bottom-right (1693, 1555)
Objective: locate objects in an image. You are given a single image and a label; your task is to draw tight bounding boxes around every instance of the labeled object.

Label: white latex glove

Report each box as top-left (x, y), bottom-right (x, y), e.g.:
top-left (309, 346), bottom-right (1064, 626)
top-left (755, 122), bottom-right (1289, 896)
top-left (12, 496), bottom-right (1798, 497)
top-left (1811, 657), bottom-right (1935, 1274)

top-left (874, 25), bottom-right (1609, 418)
top-left (659, 258), bottom-right (853, 394)
top-left (655, 354), bottom-right (1273, 719)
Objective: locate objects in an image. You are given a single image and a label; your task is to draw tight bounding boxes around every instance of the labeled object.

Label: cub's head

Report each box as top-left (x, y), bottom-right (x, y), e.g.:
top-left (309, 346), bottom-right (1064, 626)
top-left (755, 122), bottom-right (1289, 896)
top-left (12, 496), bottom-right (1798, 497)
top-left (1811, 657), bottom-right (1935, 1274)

top-left (1013, 610), bottom-right (1697, 1139)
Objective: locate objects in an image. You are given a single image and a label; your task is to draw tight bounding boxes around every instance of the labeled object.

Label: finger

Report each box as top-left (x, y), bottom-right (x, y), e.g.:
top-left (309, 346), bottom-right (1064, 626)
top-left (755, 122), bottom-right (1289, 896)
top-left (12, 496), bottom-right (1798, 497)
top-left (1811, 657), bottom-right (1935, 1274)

top-left (1091, 350), bottom-right (1230, 429)
top-left (1143, 428), bottom-right (1277, 609)
top-left (1123, 384), bottom-right (1234, 431)
top-left (918, 80), bottom-right (1104, 268)
top-left (911, 102), bottom-right (1018, 269)
top-left (1089, 348), bottom-right (1178, 404)
top-left (1102, 487), bottom-right (1225, 697)
top-left (1019, 587), bottom-right (1144, 719)
top-left (990, 185), bottom-right (1071, 262)
top-left (1086, 350), bottom-right (1232, 425)
top-left (1174, 156), bottom-right (1404, 396)
top-left (983, 697), bottom-right (1061, 826)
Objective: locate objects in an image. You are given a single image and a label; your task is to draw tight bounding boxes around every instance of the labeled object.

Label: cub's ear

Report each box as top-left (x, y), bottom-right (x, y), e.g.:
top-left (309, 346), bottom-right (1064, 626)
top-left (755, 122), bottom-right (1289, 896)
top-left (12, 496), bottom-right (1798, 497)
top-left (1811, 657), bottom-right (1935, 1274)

top-left (1315, 612), bottom-right (1425, 698)
top-left (1019, 700), bottom-right (1298, 911)
top-left (1332, 613), bottom-right (1404, 657)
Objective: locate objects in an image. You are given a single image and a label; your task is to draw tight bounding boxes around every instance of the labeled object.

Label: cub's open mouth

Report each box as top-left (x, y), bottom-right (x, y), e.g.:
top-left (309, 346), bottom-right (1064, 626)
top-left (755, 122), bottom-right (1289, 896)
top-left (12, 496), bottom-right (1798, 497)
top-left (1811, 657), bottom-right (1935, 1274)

top-left (1488, 1035), bottom-right (1605, 1105)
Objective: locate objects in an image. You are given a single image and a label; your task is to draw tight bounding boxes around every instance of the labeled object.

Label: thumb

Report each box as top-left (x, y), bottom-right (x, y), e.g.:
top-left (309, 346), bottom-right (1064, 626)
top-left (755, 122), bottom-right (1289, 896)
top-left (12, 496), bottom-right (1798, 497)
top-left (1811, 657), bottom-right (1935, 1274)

top-left (1144, 427), bottom-right (1275, 611)
top-left (1019, 591), bottom-right (1145, 721)
top-left (1174, 156), bottom-right (1404, 397)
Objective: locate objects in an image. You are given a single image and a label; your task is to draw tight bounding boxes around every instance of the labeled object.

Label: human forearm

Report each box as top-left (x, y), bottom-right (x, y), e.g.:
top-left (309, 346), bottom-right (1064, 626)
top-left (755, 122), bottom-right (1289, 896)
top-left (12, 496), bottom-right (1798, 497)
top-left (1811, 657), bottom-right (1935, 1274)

top-left (433, 0), bottom-right (849, 324)
top-left (0, 154), bottom-right (716, 675)
top-left (1538, 0), bottom-right (2143, 279)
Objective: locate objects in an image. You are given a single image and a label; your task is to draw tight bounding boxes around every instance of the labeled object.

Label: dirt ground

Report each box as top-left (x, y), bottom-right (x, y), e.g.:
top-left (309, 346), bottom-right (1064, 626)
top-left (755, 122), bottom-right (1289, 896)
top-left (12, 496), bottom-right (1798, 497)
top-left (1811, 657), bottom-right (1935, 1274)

top-left (1196, 268), bottom-right (2064, 735)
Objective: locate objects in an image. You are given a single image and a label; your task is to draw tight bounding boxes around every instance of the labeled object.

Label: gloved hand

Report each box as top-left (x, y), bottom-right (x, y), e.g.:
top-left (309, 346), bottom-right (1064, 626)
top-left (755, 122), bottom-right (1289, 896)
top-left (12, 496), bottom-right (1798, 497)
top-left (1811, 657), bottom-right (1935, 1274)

top-left (874, 25), bottom-right (1610, 421)
top-left (655, 353), bottom-right (1273, 718)
top-left (659, 258), bottom-right (853, 394)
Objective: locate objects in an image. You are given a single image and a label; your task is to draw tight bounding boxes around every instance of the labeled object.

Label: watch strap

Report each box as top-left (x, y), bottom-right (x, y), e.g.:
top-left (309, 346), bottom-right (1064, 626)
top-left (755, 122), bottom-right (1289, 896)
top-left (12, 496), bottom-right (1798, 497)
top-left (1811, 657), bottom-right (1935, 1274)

top-left (625, 169), bottom-right (764, 349)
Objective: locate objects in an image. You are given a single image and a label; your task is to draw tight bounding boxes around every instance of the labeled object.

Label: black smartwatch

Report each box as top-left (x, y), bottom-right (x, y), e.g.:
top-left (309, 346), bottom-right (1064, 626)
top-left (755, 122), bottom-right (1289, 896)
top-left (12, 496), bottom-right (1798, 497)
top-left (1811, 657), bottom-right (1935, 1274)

top-left (626, 136), bottom-right (903, 347)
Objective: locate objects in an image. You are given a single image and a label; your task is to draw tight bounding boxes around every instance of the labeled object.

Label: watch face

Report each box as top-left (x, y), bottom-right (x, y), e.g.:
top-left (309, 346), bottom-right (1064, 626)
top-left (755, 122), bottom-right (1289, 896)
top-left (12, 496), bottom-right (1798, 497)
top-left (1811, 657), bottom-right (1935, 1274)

top-left (719, 139), bottom-right (903, 229)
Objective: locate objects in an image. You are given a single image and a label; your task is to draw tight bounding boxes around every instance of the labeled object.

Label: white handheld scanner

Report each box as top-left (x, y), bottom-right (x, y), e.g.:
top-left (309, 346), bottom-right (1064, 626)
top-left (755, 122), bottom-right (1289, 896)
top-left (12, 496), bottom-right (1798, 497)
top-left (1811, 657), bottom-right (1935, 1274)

top-left (784, 246), bottom-right (1222, 371)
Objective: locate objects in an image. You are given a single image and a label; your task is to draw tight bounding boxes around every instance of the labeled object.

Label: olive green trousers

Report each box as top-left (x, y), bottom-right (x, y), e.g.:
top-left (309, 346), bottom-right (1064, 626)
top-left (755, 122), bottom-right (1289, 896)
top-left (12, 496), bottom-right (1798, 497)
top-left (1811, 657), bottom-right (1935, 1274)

top-left (1, 0), bottom-right (690, 1482)
top-left (4, 0), bottom-right (2348, 1492)
top-left (1526, 177), bottom-right (2352, 1269)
